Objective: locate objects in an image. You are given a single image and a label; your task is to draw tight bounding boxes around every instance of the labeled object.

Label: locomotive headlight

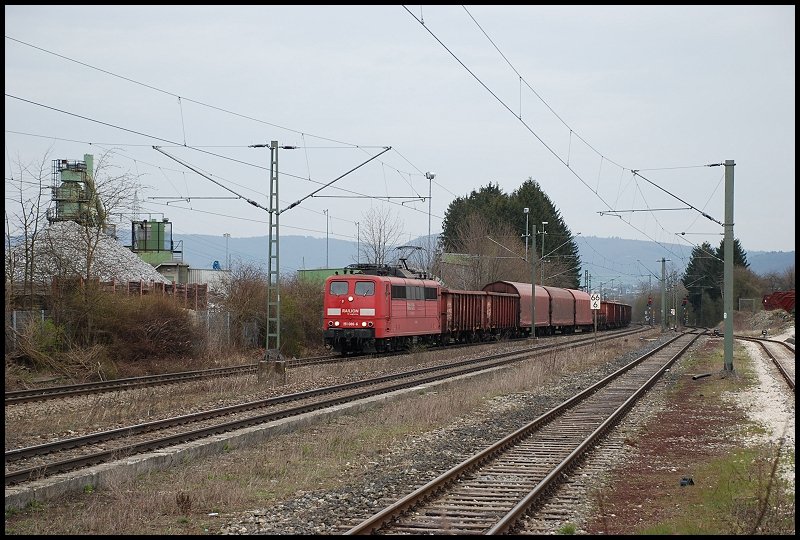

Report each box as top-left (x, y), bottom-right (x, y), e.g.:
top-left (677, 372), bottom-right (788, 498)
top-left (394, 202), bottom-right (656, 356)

top-left (361, 321), bottom-right (367, 327)
top-left (334, 320), bottom-right (340, 327)
top-left (348, 296), bottom-right (354, 302)
top-left (328, 321), bottom-right (333, 327)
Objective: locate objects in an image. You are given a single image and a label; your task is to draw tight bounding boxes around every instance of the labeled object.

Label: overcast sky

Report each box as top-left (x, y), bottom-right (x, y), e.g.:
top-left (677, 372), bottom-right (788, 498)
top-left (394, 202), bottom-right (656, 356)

top-left (5, 5), bottom-right (796, 270)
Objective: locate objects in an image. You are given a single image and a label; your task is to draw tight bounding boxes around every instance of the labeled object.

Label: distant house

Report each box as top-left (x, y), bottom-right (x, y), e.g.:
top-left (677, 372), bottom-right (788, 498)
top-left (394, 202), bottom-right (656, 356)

top-left (188, 268), bottom-right (230, 293)
top-left (154, 261), bottom-right (190, 285)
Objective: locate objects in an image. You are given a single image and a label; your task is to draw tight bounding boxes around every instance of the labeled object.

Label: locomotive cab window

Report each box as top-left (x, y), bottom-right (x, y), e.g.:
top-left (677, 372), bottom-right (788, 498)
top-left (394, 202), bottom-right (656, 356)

top-left (329, 281), bottom-right (348, 296)
top-left (354, 281), bottom-right (375, 296)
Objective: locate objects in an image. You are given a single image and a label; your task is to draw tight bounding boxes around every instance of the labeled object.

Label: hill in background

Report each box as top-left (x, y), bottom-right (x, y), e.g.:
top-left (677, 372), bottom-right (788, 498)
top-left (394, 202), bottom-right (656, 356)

top-left (173, 233), bottom-right (793, 290)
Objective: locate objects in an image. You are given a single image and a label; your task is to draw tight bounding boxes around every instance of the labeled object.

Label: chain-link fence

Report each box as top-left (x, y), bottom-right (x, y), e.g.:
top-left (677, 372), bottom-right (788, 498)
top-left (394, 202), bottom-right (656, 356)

top-left (5, 310), bottom-right (48, 353)
top-left (738, 298), bottom-right (759, 313)
top-left (189, 310), bottom-right (261, 350)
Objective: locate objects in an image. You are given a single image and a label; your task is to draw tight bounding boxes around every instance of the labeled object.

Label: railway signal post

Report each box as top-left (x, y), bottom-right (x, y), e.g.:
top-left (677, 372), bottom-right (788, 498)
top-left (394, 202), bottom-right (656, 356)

top-left (590, 292), bottom-right (601, 347)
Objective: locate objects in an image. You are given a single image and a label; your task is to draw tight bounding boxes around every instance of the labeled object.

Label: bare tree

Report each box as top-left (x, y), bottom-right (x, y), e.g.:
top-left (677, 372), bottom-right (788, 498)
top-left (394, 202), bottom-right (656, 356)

top-left (359, 206), bottom-right (404, 266)
top-left (541, 256), bottom-right (582, 288)
top-left (219, 262), bottom-right (268, 348)
top-left (80, 149), bottom-right (140, 281)
top-left (438, 212), bottom-right (530, 290)
top-left (5, 149), bottom-right (52, 309)
top-left (762, 266), bottom-right (795, 294)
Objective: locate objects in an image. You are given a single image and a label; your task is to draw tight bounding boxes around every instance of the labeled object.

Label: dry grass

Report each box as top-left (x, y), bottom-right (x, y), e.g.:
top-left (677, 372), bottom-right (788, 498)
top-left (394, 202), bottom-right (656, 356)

top-left (4, 333), bottom-right (650, 534)
top-left (5, 372), bottom-right (265, 446)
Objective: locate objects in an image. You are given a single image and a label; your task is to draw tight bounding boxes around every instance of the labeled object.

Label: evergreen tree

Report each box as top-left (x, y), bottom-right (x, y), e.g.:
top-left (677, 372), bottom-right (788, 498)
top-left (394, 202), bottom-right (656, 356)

top-left (440, 178), bottom-right (581, 288)
top-left (511, 179), bottom-right (581, 288)
top-left (682, 242), bottom-right (722, 326)
top-left (682, 237), bottom-right (750, 326)
top-left (714, 238), bottom-right (749, 268)
top-left (440, 182), bottom-right (507, 251)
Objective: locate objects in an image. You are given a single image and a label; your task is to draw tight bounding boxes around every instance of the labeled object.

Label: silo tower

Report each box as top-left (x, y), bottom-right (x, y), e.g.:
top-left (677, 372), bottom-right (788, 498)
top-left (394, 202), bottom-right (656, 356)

top-left (47, 154), bottom-right (105, 227)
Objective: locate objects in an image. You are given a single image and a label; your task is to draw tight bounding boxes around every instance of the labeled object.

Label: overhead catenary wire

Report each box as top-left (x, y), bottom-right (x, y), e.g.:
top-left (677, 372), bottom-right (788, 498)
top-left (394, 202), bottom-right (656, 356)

top-left (7, 23), bottom-right (729, 256)
top-left (406, 7), bottom-right (725, 264)
top-left (5, 35), bottom-right (433, 203)
top-left (153, 146), bottom-right (270, 213)
top-left (143, 200), bottom-right (359, 240)
top-left (279, 146), bottom-right (392, 214)
top-left (5, 112), bottom-right (445, 223)
top-left (631, 169), bottom-right (722, 226)
top-left (460, 6), bottom-right (723, 229)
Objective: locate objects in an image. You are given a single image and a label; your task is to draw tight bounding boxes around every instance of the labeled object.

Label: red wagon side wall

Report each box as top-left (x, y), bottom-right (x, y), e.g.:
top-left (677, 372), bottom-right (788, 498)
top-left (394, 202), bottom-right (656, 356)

top-left (570, 289), bottom-right (593, 326)
top-left (542, 286), bottom-right (574, 326)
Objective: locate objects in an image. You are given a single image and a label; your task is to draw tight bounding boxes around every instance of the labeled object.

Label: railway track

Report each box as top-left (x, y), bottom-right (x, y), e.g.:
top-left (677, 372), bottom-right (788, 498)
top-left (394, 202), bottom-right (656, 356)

top-left (5, 328), bottom-right (644, 405)
top-left (4, 353), bottom-right (341, 404)
top-left (5, 327), bottom-right (647, 487)
top-left (344, 330), bottom-right (703, 535)
top-left (734, 335), bottom-right (795, 390)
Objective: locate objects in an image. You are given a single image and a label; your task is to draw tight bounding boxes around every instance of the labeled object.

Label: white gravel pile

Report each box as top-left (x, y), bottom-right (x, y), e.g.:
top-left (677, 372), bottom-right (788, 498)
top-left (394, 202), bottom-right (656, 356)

top-left (7, 220), bottom-right (170, 285)
top-left (736, 325), bottom-right (795, 486)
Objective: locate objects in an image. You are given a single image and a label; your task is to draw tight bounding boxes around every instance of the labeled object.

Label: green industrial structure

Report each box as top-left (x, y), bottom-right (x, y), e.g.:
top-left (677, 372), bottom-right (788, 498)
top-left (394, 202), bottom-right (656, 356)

top-left (46, 153), bottom-right (122, 238)
top-left (47, 154), bottom-right (104, 227)
top-left (130, 218), bottom-right (188, 283)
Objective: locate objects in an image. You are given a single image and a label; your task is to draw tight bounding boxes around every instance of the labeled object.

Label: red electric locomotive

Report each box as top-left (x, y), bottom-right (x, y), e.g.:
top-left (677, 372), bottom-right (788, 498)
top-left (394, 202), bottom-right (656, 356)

top-left (323, 264), bottom-right (441, 354)
top-left (762, 290), bottom-right (795, 313)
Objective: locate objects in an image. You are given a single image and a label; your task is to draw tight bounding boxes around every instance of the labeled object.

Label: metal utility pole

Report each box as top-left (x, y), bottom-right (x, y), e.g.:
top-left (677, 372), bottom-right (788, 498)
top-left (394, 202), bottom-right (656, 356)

top-left (521, 207), bottom-right (535, 337)
top-left (485, 232), bottom-right (535, 338)
top-left (426, 172), bottom-right (435, 272)
top-left (323, 209), bottom-right (329, 268)
top-left (523, 207), bottom-right (530, 261)
top-left (181, 142), bottom-right (387, 369)
top-left (260, 140), bottom-right (281, 360)
top-left (531, 220), bottom-right (537, 339)
top-left (223, 232), bottom-right (230, 270)
top-left (355, 221), bottom-right (360, 264)
top-left (723, 159), bottom-right (735, 372)
top-left (540, 221), bottom-right (548, 285)
top-left (660, 257), bottom-right (670, 330)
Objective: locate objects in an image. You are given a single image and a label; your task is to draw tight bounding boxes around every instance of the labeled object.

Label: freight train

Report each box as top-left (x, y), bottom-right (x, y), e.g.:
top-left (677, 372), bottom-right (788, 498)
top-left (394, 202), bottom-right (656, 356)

top-left (322, 263), bottom-right (632, 355)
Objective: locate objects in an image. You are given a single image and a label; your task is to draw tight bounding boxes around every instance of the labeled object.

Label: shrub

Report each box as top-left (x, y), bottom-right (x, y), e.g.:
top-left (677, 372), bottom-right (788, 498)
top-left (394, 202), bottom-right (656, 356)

top-left (97, 295), bottom-right (203, 362)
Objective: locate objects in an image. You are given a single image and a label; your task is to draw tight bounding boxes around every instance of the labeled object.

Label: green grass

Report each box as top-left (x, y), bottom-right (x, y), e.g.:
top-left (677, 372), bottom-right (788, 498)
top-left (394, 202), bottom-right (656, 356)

top-left (557, 522), bottom-right (577, 534)
top-left (637, 446), bottom-right (794, 535)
